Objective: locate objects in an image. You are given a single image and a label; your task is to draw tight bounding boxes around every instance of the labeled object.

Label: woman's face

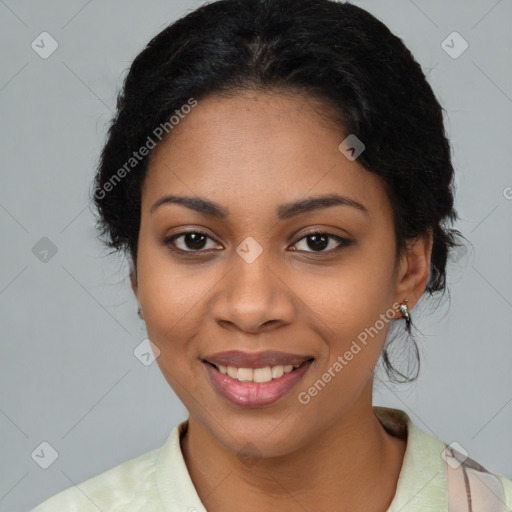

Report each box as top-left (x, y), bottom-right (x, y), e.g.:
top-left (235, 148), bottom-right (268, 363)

top-left (133, 91), bottom-right (430, 457)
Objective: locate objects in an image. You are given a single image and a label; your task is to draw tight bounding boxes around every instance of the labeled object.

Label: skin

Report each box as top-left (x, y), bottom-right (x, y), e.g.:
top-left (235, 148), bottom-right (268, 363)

top-left (131, 90), bottom-right (433, 511)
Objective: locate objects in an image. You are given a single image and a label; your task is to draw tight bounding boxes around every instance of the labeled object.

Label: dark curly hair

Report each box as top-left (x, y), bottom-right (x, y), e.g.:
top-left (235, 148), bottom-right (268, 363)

top-left (91, 0), bottom-right (466, 382)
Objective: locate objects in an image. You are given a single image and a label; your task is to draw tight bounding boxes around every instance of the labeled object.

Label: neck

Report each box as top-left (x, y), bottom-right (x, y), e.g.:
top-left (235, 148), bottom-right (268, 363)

top-left (181, 386), bottom-right (406, 512)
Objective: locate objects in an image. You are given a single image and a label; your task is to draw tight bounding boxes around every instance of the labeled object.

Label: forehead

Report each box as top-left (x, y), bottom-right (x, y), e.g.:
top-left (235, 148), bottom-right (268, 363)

top-left (143, 91), bottom-right (391, 221)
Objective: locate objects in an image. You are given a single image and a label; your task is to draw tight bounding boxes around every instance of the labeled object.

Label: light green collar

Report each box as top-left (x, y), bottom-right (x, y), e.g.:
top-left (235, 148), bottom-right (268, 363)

top-left (156, 407), bottom-right (449, 511)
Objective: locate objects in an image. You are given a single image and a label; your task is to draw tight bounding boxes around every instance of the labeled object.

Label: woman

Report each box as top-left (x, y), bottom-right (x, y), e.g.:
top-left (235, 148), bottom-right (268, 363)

top-left (30, 0), bottom-right (512, 510)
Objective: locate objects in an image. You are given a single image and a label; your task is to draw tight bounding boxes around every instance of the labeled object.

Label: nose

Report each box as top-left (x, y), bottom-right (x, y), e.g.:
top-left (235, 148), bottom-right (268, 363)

top-left (210, 244), bottom-right (296, 334)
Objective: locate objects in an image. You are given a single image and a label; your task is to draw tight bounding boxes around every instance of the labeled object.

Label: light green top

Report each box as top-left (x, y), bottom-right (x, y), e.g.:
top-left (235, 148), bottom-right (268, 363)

top-left (30, 407), bottom-right (512, 511)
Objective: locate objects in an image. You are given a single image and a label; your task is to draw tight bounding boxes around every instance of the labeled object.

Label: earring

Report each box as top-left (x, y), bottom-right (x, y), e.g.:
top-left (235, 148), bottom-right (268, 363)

top-left (399, 299), bottom-right (411, 330)
top-left (137, 306), bottom-right (144, 320)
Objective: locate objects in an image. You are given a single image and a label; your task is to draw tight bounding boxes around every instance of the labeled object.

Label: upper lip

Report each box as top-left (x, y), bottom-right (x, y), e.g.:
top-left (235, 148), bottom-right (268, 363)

top-left (203, 350), bottom-right (314, 369)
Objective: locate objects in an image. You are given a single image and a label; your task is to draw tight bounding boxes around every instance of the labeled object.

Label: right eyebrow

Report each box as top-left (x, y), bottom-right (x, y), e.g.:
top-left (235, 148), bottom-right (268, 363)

top-left (150, 195), bottom-right (228, 218)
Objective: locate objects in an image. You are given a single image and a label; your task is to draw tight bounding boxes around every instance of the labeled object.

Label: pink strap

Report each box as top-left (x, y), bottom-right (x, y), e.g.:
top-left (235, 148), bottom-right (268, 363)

top-left (444, 444), bottom-right (506, 512)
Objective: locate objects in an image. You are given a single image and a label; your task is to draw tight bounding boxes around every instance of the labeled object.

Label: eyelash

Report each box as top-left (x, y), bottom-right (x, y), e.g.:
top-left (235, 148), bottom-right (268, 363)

top-left (162, 230), bottom-right (352, 256)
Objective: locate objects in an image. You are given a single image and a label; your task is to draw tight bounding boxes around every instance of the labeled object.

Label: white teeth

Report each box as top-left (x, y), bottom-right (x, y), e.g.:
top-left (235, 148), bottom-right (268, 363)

top-left (237, 367), bottom-right (253, 382)
top-left (253, 366), bottom-right (272, 383)
top-left (227, 366), bottom-right (238, 379)
top-left (271, 365), bottom-right (284, 379)
top-left (215, 362), bottom-right (306, 382)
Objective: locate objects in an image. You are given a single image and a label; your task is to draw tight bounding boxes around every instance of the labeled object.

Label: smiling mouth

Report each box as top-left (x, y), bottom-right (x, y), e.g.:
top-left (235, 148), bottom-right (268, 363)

top-left (203, 358), bottom-right (314, 384)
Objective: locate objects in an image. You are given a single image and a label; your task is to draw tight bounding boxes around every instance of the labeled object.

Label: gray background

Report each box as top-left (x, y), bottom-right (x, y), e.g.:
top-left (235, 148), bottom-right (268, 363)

top-left (0, 0), bottom-right (511, 510)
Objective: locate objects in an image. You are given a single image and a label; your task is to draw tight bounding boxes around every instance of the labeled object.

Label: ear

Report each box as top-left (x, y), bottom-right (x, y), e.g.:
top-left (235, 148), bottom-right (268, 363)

top-left (392, 229), bottom-right (433, 315)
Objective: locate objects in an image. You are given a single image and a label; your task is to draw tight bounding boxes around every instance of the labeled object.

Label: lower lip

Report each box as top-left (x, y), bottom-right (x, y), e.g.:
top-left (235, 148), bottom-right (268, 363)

top-left (203, 360), bottom-right (313, 408)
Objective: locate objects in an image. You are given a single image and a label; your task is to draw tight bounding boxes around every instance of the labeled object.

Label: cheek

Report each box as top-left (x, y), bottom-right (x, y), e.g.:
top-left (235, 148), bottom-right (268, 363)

top-left (314, 286), bottom-right (393, 380)
top-left (135, 236), bottom-right (203, 359)
top-left (295, 287), bottom-right (396, 424)
top-left (298, 245), bottom-right (397, 383)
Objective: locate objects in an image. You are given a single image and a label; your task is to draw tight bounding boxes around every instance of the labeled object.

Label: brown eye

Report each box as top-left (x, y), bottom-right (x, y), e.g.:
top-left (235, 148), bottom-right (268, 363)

top-left (291, 232), bottom-right (352, 253)
top-left (163, 230), bottom-right (222, 252)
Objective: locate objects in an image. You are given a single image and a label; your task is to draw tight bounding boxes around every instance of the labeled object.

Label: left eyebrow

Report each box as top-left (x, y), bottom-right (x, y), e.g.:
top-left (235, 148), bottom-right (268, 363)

top-left (150, 193), bottom-right (368, 219)
top-left (277, 193), bottom-right (368, 219)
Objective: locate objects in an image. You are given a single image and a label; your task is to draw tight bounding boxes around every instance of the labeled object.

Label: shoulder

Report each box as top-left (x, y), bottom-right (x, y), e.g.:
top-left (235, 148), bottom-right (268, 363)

top-left (29, 444), bottom-right (163, 512)
top-left (374, 407), bottom-right (512, 510)
top-left (498, 474), bottom-right (512, 506)
top-left (29, 419), bottom-right (204, 512)
top-left (443, 444), bottom-right (512, 510)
